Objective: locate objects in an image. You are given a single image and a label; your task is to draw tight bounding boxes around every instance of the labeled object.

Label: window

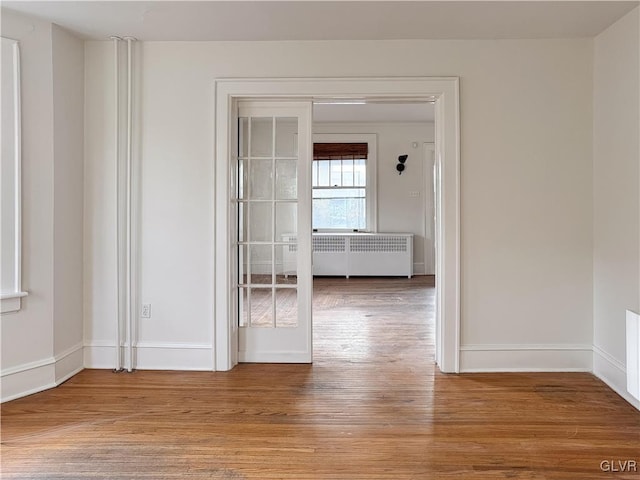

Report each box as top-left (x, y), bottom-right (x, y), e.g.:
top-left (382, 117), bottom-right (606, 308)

top-left (312, 143), bottom-right (367, 230)
top-left (312, 134), bottom-right (377, 231)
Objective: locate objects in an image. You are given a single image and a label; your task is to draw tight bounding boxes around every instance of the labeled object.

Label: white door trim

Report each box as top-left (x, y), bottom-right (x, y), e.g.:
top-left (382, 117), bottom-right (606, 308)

top-left (423, 142), bottom-right (436, 275)
top-left (214, 77), bottom-right (460, 373)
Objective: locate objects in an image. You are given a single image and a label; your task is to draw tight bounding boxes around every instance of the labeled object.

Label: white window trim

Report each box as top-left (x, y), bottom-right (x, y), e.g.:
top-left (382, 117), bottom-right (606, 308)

top-left (1, 37), bottom-right (27, 315)
top-left (312, 133), bottom-right (377, 232)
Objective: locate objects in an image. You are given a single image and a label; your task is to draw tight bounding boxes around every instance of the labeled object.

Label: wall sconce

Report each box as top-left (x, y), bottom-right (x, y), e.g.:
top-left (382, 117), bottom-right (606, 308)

top-left (396, 154), bottom-right (408, 175)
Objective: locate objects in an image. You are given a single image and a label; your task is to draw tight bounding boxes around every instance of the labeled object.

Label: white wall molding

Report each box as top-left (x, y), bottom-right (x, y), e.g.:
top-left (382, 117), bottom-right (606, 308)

top-left (593, 345), bottom-right (640, 410)
top-left (1, 292), bottom-right (29, 315)
top-left (54, 343), bottom-right (84, 384)
top-left (460, 344), bottom-right (593, 372)
top-left (593, 344), bottom-right (625, 372)
top-left (1, 355), bottom-right (55, 377)
top-left (422, 142), bottom-right (436, 276)
top-left (1, 342), bottom-right (84, 402)
top-left (215, 76), bottom-right (460, 373)
top-left (83, 342), bottom-right (115, 369)
top-left (2, 373), bottom-right (56, 403)
top-left (135, 343), bottom-right (214, 370)
top-left (0, 37), bottom-right (27, 315)
top-left (84, 342), bottom-right (213, 371)
top-left (54, 342), bottom-right (84, 363)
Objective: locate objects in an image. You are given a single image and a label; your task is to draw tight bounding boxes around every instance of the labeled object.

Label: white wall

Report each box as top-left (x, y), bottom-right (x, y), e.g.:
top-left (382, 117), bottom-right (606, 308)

top-left (84, 41), bottom-right (216, 369)
top-left (593, 7), bottom-right (640, 408)
top-left (1, 10), bottom-right (56, 401)
top-left (82, 39), bottom-right (116, 366)
top-left (0, 11), bottom-right (84, 402)
top-left (84, 38), bottom-right (594, 372)
top-left (314, 122), bottom-right (435, 274)
top-left (456, 43), bottom-right (594, 370)
top-left (52, 24), bottom-right (85, 383)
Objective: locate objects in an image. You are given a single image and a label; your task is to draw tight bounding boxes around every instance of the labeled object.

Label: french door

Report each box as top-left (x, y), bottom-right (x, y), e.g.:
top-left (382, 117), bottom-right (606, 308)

top-left (234, 101), bottom-right (313, 363)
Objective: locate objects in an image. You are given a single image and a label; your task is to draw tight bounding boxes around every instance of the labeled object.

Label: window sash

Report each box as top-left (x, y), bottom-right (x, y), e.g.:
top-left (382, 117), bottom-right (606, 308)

top-left (312, 197), bottom-right (367, 230)
top-left (312, 158), bottom-right (366, 188)
top-left (313, 187), bottom-right (365, 199)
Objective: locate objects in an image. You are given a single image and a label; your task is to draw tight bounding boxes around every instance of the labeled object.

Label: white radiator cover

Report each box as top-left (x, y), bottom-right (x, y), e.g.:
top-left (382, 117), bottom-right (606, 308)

top-left (284, 233), bottom-right (413, 278)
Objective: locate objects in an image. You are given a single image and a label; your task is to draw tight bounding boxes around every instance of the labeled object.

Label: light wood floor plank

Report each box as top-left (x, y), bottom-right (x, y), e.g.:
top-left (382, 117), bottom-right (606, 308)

top-left (1, 277), bottom-right (638, 479)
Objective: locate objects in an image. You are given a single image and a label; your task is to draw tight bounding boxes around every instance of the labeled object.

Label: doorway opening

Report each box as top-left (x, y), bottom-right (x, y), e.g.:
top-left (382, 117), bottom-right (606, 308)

top-left (214, 77), bottom-right (460, 373)
top-left (310, 101), bottom-right (436, 364)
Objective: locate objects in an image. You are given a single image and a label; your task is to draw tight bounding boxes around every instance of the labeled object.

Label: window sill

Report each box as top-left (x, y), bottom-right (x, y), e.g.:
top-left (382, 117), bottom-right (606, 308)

top-left (1, 291), bottom-right (29, 314)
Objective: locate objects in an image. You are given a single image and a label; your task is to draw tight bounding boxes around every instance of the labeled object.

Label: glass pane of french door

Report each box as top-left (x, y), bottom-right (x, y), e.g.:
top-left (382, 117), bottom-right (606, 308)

top-left (236, 102), bottom-right (312, 363)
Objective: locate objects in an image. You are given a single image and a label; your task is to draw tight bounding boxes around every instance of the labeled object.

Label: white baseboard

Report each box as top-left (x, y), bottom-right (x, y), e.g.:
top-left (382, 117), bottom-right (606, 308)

top-left (1, 362), bottom-right (56, 403)
top-left (136, 342), bottom-right (214, 370)
top-left (83, 342), bottom-right (117, 369)
top-left (460, 344), bottom-right (593, 372)
top-left (84, 342), bottom-right (214, 371)
top-left (1, 343), bottom-right (84, 403)
top-left (5, 341), bottom-right (638, 411)
top-left (413, 262), bottom-right (425, 275)
top-left (593, 345), bottom-right (640, 410)
top-left (54, 343), bottom-right (84, 383)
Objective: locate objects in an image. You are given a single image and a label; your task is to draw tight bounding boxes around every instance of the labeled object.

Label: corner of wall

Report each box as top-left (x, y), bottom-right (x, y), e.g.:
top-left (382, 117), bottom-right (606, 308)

top-left (0, 11), bottom-right (86, 403)
top-left (592, 6), bottom-right (640, 410)
top-left (593, 345), bottom-right (640, 410)
top-left (51, 20), bottom-right (85, 376)
top-left (1, 346), bottom-right (85, 403)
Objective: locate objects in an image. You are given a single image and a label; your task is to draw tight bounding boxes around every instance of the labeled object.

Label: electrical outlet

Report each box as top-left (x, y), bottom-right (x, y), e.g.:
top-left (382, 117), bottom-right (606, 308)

top-left (141, 304), bottom-right (151, 318)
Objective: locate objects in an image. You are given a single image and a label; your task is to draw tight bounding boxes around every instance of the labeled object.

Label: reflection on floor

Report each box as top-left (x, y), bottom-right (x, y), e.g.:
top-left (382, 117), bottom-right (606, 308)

top-left (2, 276), bottom-right (639, 479)
top-left (245, 286), bottom-right (298, 328)
top-left (239, 274), bottom-right (298, 327)
top-left (313, 276), bottom-right (434, 362)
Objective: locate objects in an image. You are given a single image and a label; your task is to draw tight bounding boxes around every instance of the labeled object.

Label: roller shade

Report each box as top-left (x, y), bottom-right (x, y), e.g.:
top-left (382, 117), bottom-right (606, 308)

top-left (313, 143), bottom-right (368, 160)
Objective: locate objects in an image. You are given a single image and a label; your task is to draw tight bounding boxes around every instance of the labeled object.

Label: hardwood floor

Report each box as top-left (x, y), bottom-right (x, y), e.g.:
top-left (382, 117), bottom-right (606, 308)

top-left (2, 276), bottom-right (639, 479)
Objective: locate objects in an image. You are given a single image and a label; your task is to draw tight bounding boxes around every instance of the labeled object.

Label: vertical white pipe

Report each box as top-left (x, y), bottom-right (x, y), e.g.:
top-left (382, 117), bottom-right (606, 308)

top-left (125, 37), bottom-right (134, 372)
top-left (111, 36), bottom-right (123, 372)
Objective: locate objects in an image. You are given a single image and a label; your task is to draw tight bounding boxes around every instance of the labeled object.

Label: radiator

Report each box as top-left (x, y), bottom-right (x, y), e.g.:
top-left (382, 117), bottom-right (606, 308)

top-left (283, 233), bottom-right (413, 278)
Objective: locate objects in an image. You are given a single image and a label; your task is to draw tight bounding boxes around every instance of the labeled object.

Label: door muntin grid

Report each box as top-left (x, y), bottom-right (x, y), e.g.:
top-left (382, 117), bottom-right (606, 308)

top-left (237, 115), bottom-right (299, 328)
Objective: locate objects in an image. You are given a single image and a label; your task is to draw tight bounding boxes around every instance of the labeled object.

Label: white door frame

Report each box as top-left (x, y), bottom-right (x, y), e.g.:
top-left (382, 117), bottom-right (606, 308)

top-left (423, 142), bottom-right (436, 275)
top-left (214, 77), bottom-right (460, 373)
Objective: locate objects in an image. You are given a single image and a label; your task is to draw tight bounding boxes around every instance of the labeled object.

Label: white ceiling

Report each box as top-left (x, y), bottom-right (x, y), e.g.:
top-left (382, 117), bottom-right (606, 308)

top-left (4, 1), bottom-right (635, 123)
top-left (3, 1), bottom-right (638, 41)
